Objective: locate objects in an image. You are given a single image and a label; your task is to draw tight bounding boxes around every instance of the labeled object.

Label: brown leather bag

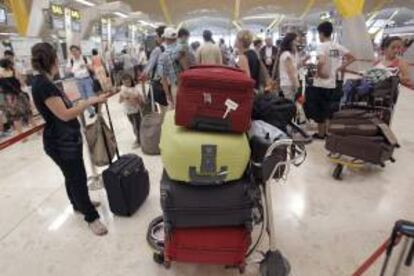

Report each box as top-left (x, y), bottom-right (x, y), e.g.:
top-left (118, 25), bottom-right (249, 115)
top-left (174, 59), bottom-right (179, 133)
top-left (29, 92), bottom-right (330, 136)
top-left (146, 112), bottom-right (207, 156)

top-left (85, 115), bottom-right (117, 166)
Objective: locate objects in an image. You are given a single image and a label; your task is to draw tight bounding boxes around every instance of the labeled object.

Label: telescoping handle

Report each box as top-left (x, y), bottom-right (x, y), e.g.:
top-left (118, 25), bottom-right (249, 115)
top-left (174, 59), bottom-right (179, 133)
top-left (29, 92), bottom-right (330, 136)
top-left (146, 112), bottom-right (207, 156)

top-left (102, 101), bottom-right (120, 161)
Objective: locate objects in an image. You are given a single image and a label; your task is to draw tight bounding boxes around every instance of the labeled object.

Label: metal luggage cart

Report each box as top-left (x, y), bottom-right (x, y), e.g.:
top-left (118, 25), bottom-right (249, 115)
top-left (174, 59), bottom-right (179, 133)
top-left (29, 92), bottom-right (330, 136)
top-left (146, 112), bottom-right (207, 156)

top-left (146, 133), bottom-right (310, 275)
top-left (250, 138), bottom-right (308, 276)
top-left (327, 76), bottom-right (401, 180)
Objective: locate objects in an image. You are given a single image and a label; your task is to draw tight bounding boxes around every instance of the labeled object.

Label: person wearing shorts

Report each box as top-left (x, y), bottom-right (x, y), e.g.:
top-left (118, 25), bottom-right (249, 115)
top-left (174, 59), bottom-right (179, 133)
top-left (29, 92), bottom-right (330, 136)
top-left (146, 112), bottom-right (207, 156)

top-left (312, 21), bottom-right (355, 139)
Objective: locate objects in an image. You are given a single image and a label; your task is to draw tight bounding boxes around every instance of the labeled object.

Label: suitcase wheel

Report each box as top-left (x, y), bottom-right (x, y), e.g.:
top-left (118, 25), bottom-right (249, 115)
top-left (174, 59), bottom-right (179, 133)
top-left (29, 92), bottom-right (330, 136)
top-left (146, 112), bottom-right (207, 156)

top-left (333, 164), bottom-right (343, 180)
top-left (164, 260), bottom-right (171, 269)
top-left (239, 264), bottom-right (246, 274)
top-left (153, 252), bottom-right (164, 265)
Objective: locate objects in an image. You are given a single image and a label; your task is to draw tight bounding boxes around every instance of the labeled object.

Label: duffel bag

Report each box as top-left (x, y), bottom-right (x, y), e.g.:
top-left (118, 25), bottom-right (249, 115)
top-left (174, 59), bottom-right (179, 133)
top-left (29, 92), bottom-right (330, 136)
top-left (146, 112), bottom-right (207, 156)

top-left (252, 93), bottom-right (296, 132)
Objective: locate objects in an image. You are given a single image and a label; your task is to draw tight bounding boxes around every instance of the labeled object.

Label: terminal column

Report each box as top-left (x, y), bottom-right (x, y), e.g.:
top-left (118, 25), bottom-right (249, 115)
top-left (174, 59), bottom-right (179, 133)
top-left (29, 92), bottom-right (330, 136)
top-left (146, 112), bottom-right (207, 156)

top-left (334, 0), bottom-right (375, 71)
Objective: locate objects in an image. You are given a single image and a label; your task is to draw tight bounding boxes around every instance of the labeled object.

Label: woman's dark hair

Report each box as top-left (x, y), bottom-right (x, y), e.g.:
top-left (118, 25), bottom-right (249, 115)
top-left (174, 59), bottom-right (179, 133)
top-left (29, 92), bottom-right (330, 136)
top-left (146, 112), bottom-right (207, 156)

top-left (178, 28), bottom-right (190, 38)
top-left (253, 38), bottom-right (263, 47)
top-left (0, 58), bottom-right (14, 71)
top-left (121, 73), bottom-right (135, 86)
top-left (156, 25), bottom-right (166, 38)
top-left (92, 48), bottom-right (98, 56)
top-left (31, 42), bottom-right (57, 74)
top-left (69, 45), bottom-right (81, 51)
top-left (280, 32), bottom-right (298, 54)
top-left (317, 21), bottom-right (333, 38)
top-left (381, 36), bottom-right (402, 50)
top-left (203, 30), bottom-right (214, 43)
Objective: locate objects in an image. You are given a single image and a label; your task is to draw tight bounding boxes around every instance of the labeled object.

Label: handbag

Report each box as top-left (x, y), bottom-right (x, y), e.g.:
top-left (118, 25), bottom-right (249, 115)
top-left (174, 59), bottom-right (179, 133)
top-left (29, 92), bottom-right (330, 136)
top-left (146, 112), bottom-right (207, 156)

top-left (85, 115), bottom-right (117, 166)
top-left (140, 84), bottom-right (163, 155)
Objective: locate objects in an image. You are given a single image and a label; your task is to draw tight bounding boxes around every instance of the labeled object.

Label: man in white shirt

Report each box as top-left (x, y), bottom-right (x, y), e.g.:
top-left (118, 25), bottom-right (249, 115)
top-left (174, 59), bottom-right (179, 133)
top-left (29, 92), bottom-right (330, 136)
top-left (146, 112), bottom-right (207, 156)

top-left (196, 30), bottom-right (222, 65)
top-left (260, 37), bottom-right (278, 76)
top-left (67, 45), bottom-right (95, 117)
top-left (312, 21), bottom-right (355, 139)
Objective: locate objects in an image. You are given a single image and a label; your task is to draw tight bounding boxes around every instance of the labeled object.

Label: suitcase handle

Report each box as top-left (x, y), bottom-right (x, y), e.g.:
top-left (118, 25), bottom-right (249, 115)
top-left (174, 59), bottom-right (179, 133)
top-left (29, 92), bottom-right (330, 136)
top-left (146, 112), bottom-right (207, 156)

top-left (189, 65), bottom-right (244, 73)
top-left (191, 117), bottom-right (231, 132)
top-left (188, 166), bottom-right (228, 185)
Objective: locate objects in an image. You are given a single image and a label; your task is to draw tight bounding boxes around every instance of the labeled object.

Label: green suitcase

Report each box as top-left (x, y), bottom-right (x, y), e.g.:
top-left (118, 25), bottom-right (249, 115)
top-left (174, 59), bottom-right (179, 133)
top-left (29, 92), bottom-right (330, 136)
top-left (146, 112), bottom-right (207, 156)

top-left (160, 112), bottom-right (251, 184)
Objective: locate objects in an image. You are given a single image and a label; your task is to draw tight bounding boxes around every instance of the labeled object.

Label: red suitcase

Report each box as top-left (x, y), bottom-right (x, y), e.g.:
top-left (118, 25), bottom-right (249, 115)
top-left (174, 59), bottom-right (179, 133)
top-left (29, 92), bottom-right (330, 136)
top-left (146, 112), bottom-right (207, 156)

top-left (164, 226), bottom-right (250, 271)
top-left (175, 65), bottom-right (255, 133)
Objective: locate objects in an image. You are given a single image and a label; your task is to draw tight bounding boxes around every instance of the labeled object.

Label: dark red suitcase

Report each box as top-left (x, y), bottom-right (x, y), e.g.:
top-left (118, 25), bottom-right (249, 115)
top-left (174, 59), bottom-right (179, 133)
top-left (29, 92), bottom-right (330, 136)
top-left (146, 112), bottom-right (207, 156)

top-left (164, 226), bottom-right (250, 271)
top-left (175, 65), bottom-right (255, 133)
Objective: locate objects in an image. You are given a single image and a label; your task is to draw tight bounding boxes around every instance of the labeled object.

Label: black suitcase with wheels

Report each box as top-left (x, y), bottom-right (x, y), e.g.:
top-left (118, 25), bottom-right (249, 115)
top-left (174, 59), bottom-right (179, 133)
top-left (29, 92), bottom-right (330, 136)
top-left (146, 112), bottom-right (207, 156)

top-left (161, 171), bottom-right (257, 231)
top-left (101, 102), bottom-right (150, 216)
top-left (103, 154), bottom-right (149, 216)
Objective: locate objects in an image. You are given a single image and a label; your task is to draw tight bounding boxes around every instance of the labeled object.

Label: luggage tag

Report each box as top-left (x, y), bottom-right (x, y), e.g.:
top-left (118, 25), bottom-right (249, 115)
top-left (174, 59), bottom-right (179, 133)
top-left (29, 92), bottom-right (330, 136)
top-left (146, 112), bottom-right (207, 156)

top-left (223, 99), bottom-right (239, 119)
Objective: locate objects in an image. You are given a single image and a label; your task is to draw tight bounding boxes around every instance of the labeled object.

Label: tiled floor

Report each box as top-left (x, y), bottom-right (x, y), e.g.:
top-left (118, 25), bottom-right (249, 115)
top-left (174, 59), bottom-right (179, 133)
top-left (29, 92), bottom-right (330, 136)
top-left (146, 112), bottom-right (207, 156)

top-left (0, 88), bottom-right (413, 276)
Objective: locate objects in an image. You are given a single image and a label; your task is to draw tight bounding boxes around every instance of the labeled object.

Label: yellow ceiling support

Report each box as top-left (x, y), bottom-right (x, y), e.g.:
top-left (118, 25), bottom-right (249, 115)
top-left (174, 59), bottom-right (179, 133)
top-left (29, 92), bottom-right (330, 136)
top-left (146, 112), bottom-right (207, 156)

top-left (7, 0), bottom-right (29, 35)
top-left (159, 0), bottom-right (172, 25)
top-left (300, 0), bottom-right (315, 19)
top-left (233, 0), bottom-right (240, 21)
top-left (333, 0), bottom-right (365, 18)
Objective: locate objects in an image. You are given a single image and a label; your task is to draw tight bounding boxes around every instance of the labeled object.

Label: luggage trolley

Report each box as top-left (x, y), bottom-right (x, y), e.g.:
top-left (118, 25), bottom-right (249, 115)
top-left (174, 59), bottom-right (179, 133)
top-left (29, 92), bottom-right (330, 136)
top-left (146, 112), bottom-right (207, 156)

top-left (327, 76), bottom-right (401, 180)
top-left (146, 132), bottom-right (309, 275)
top-left (252, 138), bottom-right (308, 276)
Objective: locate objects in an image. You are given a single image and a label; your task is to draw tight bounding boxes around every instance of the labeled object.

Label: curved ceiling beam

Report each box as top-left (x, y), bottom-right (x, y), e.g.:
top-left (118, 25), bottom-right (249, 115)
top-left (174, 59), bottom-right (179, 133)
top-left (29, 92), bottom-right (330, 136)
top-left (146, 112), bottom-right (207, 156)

top-left (300, 0), bottom-right (316, 19)
top-left (159, 0), bottom-right (172, 25)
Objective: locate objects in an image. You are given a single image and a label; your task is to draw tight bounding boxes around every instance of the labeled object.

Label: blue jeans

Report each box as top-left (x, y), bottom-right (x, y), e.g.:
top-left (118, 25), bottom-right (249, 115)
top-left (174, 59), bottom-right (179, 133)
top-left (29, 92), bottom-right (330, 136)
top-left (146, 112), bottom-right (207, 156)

top-left (76, 77), bottom-right (95, 115)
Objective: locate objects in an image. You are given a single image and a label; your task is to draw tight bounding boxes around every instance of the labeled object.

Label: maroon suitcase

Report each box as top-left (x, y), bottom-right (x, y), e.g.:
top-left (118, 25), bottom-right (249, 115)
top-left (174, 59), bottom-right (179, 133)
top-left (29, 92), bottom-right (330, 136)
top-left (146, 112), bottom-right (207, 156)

top-left (175, 65), bottom-right (255, 133)
top-left (164, 226), bottom-right (250, 271)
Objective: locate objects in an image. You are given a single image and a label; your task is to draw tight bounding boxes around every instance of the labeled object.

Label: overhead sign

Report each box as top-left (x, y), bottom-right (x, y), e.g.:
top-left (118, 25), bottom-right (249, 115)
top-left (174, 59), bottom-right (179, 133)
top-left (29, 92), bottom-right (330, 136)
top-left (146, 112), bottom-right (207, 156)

top-left (50, 4), bottom-right (65, 30)
top-left (50, 4), bottom-right (64, 17)
top-left (70, 9), bottom-right (80, 21)
top-left (70, 8), bottom-right (81, 32)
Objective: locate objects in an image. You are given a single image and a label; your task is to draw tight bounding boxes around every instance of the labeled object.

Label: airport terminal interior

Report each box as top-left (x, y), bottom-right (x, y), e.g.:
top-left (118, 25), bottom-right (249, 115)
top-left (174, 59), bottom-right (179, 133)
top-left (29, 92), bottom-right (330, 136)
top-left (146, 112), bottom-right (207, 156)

top-left (1, 0), bottom-right (414, 275)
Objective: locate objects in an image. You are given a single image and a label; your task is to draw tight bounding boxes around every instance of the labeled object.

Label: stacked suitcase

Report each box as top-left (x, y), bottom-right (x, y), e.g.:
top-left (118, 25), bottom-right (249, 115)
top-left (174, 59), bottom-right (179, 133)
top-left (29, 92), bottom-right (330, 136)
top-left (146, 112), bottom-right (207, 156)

top-left (159, 65), bottom-right (256, 271)
top-left (325, 77), bottom-right (400, 170)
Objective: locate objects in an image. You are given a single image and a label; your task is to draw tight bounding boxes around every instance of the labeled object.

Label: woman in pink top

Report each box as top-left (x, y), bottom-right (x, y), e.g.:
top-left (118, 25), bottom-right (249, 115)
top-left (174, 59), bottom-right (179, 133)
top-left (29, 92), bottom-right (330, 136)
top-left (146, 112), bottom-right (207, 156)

top-left (374, 36), bottom-right (412, 88)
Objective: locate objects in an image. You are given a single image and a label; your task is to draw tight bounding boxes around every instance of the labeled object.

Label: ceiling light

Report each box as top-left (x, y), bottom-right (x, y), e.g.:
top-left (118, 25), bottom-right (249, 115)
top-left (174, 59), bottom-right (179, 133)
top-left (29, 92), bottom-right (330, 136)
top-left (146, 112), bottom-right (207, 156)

top-left (0, 32), bottom-right (18, 36)
top-left (113, 12), bottom-right (128, 18)
top-left (74, 0), bottom-right (95, 7)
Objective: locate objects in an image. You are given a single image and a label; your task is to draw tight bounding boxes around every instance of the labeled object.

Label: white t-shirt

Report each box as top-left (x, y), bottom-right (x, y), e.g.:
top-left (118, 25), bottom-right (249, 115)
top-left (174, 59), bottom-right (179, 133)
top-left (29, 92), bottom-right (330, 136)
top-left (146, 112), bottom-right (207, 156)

top-left (68, 56), bottom-right (90, 79)
top-left (313, 41), bottom-right (349, 89)
top-left (120, 85), bottom-right (144, 114)
top-left (279, 51), bottom-right (298, 87)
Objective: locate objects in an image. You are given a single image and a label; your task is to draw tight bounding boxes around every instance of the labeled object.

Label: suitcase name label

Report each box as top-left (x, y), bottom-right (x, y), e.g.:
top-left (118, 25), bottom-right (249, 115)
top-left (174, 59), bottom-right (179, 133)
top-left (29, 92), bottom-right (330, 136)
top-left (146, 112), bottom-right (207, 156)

top-left (223, 99), bottom-right (239, 119)
top-left (203, 93), bottom-right (212, 104)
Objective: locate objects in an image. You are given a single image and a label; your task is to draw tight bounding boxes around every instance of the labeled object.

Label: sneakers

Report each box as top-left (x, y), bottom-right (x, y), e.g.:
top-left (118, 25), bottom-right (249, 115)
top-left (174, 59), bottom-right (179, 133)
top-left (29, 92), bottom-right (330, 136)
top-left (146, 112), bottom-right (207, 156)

top-left (88, 219), bottom-right (108, 236)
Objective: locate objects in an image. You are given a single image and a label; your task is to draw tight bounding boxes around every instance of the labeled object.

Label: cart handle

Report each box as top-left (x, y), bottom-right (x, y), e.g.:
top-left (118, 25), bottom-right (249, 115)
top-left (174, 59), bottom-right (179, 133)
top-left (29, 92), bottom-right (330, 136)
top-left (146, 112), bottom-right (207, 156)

top-left (262, 139), bottom-right (307, 182)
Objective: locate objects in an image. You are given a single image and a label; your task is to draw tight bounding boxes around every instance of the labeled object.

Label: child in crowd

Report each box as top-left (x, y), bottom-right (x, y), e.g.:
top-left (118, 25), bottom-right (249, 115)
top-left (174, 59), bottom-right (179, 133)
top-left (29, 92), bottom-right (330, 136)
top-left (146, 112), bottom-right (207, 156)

top-left (119, 73), bottom-right (145, 148)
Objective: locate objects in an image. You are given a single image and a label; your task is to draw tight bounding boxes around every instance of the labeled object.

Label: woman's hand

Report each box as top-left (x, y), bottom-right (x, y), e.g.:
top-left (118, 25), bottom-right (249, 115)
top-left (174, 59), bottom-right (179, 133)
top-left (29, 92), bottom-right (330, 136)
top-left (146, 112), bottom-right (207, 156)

top-left (88, 94), bottom-right (108, 105)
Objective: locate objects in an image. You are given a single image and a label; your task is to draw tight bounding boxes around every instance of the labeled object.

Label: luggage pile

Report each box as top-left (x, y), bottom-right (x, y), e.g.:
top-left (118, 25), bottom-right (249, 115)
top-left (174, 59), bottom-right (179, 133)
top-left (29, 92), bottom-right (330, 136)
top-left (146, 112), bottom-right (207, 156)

top-left (325, 76), bottom-right (401, 179)
top-left (159, 65), bottom-right (256, 272)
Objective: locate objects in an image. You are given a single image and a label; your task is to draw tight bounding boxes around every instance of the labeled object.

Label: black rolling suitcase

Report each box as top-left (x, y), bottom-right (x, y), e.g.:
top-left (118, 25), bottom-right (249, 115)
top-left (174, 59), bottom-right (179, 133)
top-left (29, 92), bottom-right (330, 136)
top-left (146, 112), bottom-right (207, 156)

top-left (101, 102), bottom-right (150, 216)
top-left (160, 171), bottom-right (258, 231)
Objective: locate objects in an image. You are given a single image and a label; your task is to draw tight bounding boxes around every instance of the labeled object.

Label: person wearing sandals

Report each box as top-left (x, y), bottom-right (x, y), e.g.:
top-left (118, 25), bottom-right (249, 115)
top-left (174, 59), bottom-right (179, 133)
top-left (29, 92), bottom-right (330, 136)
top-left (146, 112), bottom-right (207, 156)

top-left (31, 42), bottom-right (109, 236)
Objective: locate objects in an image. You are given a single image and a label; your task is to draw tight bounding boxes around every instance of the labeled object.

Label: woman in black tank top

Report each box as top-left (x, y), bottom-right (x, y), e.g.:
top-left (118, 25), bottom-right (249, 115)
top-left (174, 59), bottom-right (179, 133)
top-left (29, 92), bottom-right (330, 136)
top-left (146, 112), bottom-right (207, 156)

top-left (235, 30), bottom-right (261, 89)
